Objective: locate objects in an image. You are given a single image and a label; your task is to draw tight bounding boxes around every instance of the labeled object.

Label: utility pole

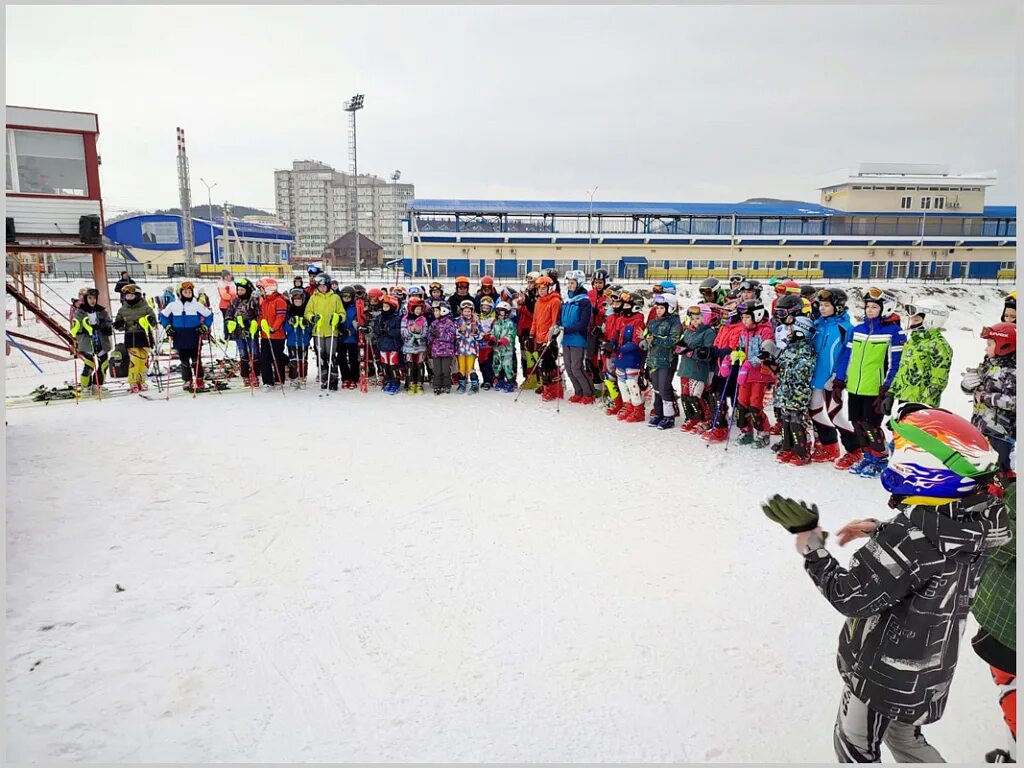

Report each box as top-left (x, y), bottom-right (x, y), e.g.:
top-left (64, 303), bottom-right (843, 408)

top-left (344, 94), bottom-right (365, 276)
top-left (176, 127), bottom-right (195, 274)
top-left (200, 178), bottom-right (217, 264)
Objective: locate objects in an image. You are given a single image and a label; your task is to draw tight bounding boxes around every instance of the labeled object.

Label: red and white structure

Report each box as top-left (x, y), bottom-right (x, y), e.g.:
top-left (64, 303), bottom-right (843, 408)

top-left (6, 105), bottom-right (109, 307)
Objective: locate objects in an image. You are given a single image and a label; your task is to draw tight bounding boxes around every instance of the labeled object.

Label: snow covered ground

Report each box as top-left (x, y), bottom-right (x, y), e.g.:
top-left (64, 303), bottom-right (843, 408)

top-left (4, 279), bottom-right (1012, 761)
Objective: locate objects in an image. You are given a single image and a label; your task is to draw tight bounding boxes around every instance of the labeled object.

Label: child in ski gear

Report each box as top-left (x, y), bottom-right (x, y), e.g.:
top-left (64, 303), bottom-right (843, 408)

top-left (337, 285), bottom-right (364, 389)
top-left (610, 292), bottom-right (646, 422)
top-left (304, 275), bottom-right (344, 390)
top-left (644, 294), bottom-right (682, 428)
top-left (885, 302), bottom-right (953, 414)
top-left (810, 288), bottom-right (858, 467)
top-left (225, 278), bottom-right (262, 386)
top-left (455, 299), bottom-right (483, 393)
top-left (477, 295), bottom-right (498, 389)
top-left (559, 270), bottom-right (595, 403)
top-left (401, 297), bottom-right (429, 394)
top-left (285, 288), bottom-right (312, 386)
top-left (1002, 291), bottom-right (1016, 324)
top-left (72, 288), bottom-right (114, 390)
top-left (600, 288), bottom-right (626, 414)
top-left (733, 301), bottom-right (776, 446)
top-left (677, 304), bottom-right (720, 432)
top-left (763, 407), bottom-right (1008, 763)
top-left (972, 477), bottom-right (1016, 763)
top-left (158, 281), bottom-right (213, 391)
top-left (705, 301), bottom-right (744, 441)
top-left (530, 275), bottom-right (563, 401)
top-left (449, 276), bottom-right (479, 315)
top-left (217, 271), bottom-right (237, 321)
top-left (491, 301), bottom-right (518, 392)
top-left (427, 304), bottom-right (456, 394)
top-left (832, 288), bottom-right (905, 478)
top-left (769, 316), bottom-right (818, 461)
top-left (587, 270), bottom-right (609, 388)
top-left (372, 295), bottom-right (404, 394)
top-left (517, 273), bottom-right (539, 390)
top-left (257, 280), bottom-right (288, 388)
top-left (113, 284), bottom-right (157, 393)
top-left (963, 323), bottom-right (1017, 472)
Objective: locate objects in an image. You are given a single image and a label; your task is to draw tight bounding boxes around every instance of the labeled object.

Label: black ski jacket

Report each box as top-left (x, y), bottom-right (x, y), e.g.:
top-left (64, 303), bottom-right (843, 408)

top-left (803, 490), bottom-right (1010, 725)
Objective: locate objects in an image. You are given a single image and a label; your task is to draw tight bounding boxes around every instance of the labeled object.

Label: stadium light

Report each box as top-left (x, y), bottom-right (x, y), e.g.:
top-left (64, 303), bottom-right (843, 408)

top-left (344, 94), bottom-right (365, 274)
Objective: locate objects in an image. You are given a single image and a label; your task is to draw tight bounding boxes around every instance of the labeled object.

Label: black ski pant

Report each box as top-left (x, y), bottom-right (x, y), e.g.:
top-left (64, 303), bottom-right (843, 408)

top-left (431, 357), bottom-right (452, 390)
top-left (338, 343), bottom-right (359, 384)
top-left (288, 345), bottom-right (309, 379)
top-left (834, 686), bottom-right (943, 763)
top-left (539, 340), bottom-right (560, 385)
top-left (563, 345), bottom-right (593, 397)
top-left (259, 338), bottom-right (287, 385)
top-left (847, 392), bottom-right (887, 456)
top-left (651, 367), bottom-right (676, 417)
top-left (177, 348), bottom-right (204, 386)
top-left (236, 336), bottom-right (258, 381)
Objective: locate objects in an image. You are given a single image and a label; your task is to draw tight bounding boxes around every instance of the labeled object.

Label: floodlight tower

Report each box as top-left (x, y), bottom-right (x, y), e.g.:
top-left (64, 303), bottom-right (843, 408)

top-left (391, 169), bottom-right (401, 264)
top-left (176, 127), bottom-right (196, 272)
top-left (344, 94), bottom-right (365, 275)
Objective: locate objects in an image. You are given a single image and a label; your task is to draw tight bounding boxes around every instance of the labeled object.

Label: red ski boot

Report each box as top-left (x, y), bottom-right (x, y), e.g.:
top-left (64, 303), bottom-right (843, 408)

top-left (810, 442), bottom-right (841, 463)
top-left (625, 404), bottom-right (646, 423)
top-left (834, 449), bottom-right (863, 471)
top-left (702, 426), bottom-right (729, 442)
top-left (606, 397), bottom-right (625, 416)
top-left (617, 403), bottom-right (635, 421)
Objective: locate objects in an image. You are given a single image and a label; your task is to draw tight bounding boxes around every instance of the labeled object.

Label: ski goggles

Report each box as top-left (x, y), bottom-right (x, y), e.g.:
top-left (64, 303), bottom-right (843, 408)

top-left (773, 306), bottom-right (797, 320)
top-left (864, 286), bottom-right (887, 301)
top-left (652, 285), bottom-right (663, 294)
top-left (815, 289), bottom-right (841, 303)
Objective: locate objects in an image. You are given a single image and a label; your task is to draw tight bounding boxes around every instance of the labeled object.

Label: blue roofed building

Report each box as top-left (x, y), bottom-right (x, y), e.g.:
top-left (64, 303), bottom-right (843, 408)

top-left (403, 164), bottom-right (1015, 282)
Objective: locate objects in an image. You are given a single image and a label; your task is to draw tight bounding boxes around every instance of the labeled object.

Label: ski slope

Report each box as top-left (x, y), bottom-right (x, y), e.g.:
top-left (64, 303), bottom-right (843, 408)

top-left (4, 280), bottom-right (1012, 761)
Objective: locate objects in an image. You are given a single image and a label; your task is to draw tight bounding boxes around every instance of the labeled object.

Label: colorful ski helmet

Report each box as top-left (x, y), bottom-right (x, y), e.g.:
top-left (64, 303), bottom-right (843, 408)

top-left (659, 280), bottom-right (677, 294)
top-left (307, 263), bottom-right (323, 276)
top-left (696, 302), bottom-right (725, 327)
top-left (368, 288), bottom-right (384, 301)
top-left (495, 300), bottom-right (512, 315)
top-left (314, 275), bottom-right (330, 287)
top-left (500, 286), bottom-right (519, 302)
top-left (459, 299), bottom-right (475, 311)
top-left (429, 281), bottom-right (444, 294)
top-left (981, 323), bottom-right (1016, 357)
top-left (534, 275), bottom-right (554, 288)
top-left (591, 269), bottom-right (610, 283)
top-left (381, 295), bottom-right (399, 310)
top-left (1002, 290), bottom-right (1016, 323)
top-left (479, 295), bottom-right (495, 309)
top-left (881, 407), bottom-right (999, 499)
top-left (438, 304), bottom-right (452, 317)
top-left (480, 275), bottom-right (495, 287)
top-left (407, 285), bottom-right (423, 297)
top-left (454, 276), bottom-right (470, 287)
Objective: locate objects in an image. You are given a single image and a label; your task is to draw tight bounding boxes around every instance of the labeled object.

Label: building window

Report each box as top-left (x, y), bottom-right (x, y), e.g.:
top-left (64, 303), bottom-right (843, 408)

top-left (900, 196), bottom-right (912, 209)
top-left (891, 262), bottom-right (908, 279)
top-left (870, 263), bottom-right (887, 279)
top-left (6, 129), bottom-right (88, 196)
top-left (737, 218), bottom-right (760, 235)
top-left (934, 196), bottom-right (945, 210)
top-left (920, 197), bottom-right (931, 210)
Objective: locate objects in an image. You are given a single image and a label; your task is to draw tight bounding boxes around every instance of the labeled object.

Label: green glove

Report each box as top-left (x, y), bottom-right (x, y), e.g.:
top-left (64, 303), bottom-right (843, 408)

top-left (761, 494), bottom-right (820, 533)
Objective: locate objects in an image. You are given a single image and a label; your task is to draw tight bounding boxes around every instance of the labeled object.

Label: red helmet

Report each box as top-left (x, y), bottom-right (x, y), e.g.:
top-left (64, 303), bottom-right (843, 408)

top-left (407, 296), bottom-right (424, 308)
top-left (480, 275), bottom-right (494, 287)
top-left (382, 296), bottom-right (400, 310)
top-left (982, 323), bottom-right (1017, 357)
top-left (367, 288), bottom-right (384, 300)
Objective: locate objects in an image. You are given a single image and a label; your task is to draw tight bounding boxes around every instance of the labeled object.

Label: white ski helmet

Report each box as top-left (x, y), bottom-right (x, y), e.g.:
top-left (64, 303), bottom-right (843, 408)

top-left (565, 269), bottom-right (586, 286)
top-left (495, 300), bottom-right (512, 314)
top-left (902, 302), bottom-right (949, 330)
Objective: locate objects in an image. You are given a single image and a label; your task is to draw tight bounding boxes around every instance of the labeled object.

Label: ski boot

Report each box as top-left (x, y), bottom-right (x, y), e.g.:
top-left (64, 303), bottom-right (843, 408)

top-left (647, 414), bottom-right (664, 428)
top-left (847, 453), bottom-right (876, 475)
top-left (569, 394), bottom-right (583, 404)
top-left (834, 449), bottom-right (863, 470)
top-left (702, 426), bottom-right (729, 443)
top-left (617, 403), bottom-right (635, 421)
top-left (457, 376), bottom-right (468, 394)
top-left (737, 430), bottom-right (754, 446)
top-left (606, 396), bottom-right (625, 416)
top-left (855, 454), bottom-right (887, 478)
top-left (752, 430), bottom-right (771, 449)
top-left (469, 374), bottom-right (480, 394)
top-left (542, 381), bottom-right (563, 401)
top-left (810, 442), bottom-right (841, 463)
top-left (625, 404), bottom-right (646, 423)
top-left (985, 749), bottom-right (1013, 763)
top-left (769, 421), bottom-right (783, 436)
top-left (657, 417), bottom-right (675, 430)
top-left (482, 381), bottom-right (492, 391)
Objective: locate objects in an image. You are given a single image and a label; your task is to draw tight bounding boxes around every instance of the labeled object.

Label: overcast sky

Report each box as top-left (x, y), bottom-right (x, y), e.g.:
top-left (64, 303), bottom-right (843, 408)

top-left (6, 4), bottom-right (1017, 215)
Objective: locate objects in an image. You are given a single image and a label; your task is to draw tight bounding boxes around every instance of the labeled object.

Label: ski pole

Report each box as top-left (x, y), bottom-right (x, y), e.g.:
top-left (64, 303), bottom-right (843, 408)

top-left (707, 358), bottom-right (738, 443)
top-left (358, 329), bottom-right (368, 393)
top-left (514, 338), bottom-right (550, 403)
top-left (139, 315), bottom-right (162, 394)
top-left (260, 319), bottom-right (286, 396)
top-left (328, 313), bottom-right (340, 391)
top-left (70, 319), bottom-right (81, 404)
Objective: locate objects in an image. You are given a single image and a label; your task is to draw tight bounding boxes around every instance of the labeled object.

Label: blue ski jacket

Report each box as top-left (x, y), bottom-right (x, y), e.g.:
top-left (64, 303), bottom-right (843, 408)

top-left (811, 310), bottom-right (854, 389)
top-left (559, 289), bottom-right (593, 349)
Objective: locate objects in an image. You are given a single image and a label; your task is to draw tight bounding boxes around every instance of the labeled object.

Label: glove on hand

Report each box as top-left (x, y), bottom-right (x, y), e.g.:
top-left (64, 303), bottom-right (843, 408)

top-left (761, 494), bottom-right (821, 533)
top-left (498, 338), bottom-right (510, 348)
top-left (589, 327), bottom-right (604, 340)
top-left (731, 349), bottom-right (747, 364)
top-left (872, 385), bottom-right (890, 414)
top-left (601, 341), bottom-right (614, 354)
top-left (879, 391), bottom-right (895, 416)
top-left (165, 326), bottom-right (176, 337)
top-left (548, 325), bottom-right (562, 341)
top-left (695, 348), bottom-right (711, 362)
top-left (831, 379), bottom-right (845, 395)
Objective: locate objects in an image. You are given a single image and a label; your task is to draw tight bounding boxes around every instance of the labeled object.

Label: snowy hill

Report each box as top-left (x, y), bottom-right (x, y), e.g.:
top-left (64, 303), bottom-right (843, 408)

top-left (4, 279), bottom-right (1012, 762)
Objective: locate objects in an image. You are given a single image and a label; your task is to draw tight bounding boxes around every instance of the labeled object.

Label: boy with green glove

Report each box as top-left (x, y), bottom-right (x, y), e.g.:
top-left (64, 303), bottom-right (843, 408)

top-left (762, 405), bottom-right (1011, 763)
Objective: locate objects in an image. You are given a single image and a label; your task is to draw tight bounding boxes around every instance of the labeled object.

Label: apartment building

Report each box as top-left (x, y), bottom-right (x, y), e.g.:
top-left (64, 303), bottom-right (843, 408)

top-left (274, 160), bottom-right (414, 264)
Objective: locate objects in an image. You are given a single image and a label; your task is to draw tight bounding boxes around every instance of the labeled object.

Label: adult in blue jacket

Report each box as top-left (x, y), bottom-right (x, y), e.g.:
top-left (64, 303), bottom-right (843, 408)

top-left (557, 270), bottom-right (594, 401)
top-left (808, 288), bottom-right (858, 463)
top-left (159, 281), bottom-right (214, 390)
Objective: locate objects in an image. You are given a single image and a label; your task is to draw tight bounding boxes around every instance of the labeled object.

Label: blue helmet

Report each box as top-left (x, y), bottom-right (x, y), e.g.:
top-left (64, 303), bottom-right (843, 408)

top-left (659, 280), bottom-right (677, 295)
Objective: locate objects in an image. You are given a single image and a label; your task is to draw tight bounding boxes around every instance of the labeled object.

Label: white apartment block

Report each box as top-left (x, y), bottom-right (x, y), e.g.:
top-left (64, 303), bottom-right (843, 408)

top-left (274, 160), bottom-right (414, 263)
